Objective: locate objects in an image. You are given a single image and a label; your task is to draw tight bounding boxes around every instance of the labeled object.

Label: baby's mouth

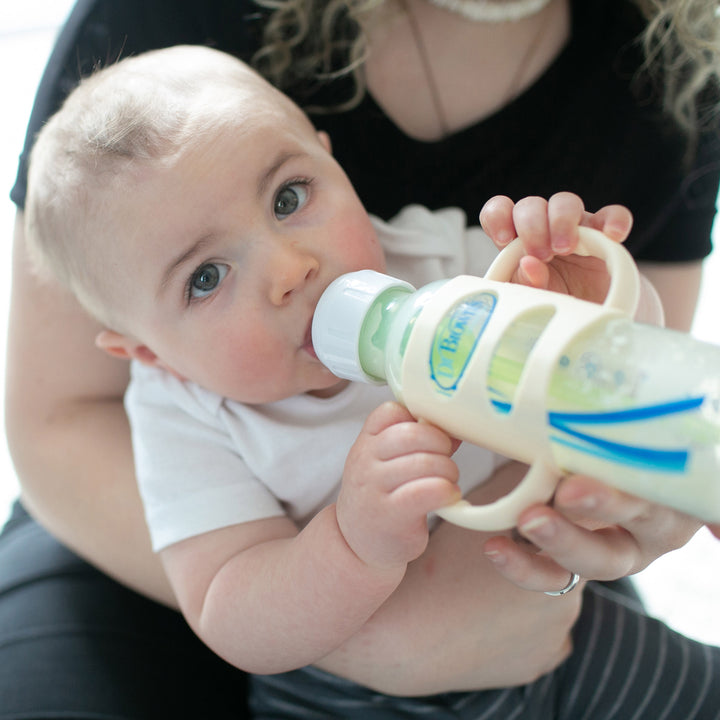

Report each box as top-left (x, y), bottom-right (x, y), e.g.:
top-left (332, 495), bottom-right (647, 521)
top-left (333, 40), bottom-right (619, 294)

top-left (303, 320), bottom-right (318, 360)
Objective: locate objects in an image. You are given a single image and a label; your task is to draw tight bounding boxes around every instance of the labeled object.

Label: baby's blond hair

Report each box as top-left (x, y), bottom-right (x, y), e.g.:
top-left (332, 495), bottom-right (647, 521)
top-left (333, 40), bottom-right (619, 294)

top-left (25, 45), bottom-right (305, 329)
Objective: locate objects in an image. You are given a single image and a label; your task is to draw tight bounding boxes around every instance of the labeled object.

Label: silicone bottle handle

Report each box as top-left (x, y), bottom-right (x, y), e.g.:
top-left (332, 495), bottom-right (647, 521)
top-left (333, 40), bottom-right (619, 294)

top-left (436, 459), bottom-right (560, 532)
top-left (435, 228), bottom-right (641, 531)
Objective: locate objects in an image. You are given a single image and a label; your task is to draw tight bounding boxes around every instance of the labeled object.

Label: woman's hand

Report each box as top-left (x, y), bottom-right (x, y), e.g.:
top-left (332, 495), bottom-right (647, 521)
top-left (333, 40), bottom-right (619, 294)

top-left (480, 192), bottom-right (634, 303)
top-left (482, 469), bottom-right (702, 593)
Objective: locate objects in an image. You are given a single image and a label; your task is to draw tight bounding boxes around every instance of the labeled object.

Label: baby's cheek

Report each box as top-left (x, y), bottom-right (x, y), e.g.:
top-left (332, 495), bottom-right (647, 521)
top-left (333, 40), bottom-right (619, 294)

top-left (228, 330), bottom-right (280, 380)
top-left (206, 327), bottom-right (278, 396)
top-left (334, 219), bottom-right (384, 272)
top-left (352, 239), bottom-right (385, 272)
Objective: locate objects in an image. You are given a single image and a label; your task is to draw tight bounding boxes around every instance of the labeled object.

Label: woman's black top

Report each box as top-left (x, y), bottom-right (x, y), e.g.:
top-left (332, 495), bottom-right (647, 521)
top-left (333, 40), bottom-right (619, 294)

top-left (11, 0), bottom-right (720, 262)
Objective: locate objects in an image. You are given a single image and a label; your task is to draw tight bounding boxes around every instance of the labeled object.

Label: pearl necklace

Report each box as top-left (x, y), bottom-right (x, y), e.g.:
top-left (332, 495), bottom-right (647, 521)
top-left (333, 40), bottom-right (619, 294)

top-left (425, 0), bottom-right (553, 22)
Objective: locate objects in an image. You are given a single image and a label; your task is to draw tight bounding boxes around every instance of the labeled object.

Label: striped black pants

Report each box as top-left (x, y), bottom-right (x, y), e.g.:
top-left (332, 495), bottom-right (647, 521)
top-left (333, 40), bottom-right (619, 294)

top-left (251, 582), bottom-right (720, 720)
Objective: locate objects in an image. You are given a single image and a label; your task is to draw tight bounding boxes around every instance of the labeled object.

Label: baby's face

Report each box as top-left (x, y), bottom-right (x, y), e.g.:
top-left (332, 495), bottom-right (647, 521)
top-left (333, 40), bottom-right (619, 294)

top-left (108, 105), bottom-right (385, 403)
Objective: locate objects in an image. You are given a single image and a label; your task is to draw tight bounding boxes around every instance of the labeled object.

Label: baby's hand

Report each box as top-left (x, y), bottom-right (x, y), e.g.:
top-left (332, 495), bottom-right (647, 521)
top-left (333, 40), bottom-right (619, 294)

top-left (336, 402), bottom-right (460, 570)
top-left (479, 192), bottom-right (633, 304)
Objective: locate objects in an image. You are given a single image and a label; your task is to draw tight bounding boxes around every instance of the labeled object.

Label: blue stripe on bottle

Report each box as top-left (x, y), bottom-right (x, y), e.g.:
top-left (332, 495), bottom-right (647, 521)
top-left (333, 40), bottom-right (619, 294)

top-left (548, 434), bottom-right (687, 472)
top-left (487, 395), bottom-right (705, 472)
top-left (548, 428), bottom-right (688, 472)
top-left (491, 398), bottom-right (512, 414)
top-left (548, 396), bottom-right (704, 425)
top-left (546, 397), bottom-right (704, 472)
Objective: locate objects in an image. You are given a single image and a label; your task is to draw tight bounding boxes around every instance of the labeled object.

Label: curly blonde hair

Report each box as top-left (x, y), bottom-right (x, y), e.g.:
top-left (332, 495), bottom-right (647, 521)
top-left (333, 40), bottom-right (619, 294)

top-left (252, 0), bottom-right (720, 137)
top-left (635, 0), bottom-right (720, 133)
top-left (252, 0), bottom-right (381, 112)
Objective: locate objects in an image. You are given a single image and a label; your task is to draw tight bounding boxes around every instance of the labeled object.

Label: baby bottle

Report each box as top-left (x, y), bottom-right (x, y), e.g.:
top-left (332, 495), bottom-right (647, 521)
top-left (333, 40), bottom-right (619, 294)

top-left (312, 228), bottom-right (720, 530)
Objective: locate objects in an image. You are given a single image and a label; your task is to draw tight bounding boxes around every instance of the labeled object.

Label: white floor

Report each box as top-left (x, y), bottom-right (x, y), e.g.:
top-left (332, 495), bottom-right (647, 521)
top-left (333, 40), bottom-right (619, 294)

top-left (1, 1), bottom-right (720, 647)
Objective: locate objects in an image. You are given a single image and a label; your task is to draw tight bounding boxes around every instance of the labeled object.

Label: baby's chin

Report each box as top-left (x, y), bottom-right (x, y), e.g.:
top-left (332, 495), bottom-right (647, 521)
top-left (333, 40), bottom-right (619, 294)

top-left (307, 377), bottom-right (350, 399)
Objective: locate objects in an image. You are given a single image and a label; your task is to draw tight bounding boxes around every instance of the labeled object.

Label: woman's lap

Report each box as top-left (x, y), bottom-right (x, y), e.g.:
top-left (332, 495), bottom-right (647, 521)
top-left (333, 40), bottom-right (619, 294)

top-left (250, 582), bottom-right (720, 720)
top-left (0, 501), bottom-right (248, 720)
top-left (555, 581), bottom-right (720, 720)
top-left (3, 501), bottom-right (717, 720)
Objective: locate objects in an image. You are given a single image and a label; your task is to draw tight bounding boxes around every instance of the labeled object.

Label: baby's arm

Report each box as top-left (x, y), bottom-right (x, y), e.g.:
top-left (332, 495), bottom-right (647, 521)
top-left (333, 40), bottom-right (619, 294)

top-left (160, 402), bottom-right (460, 674)
top-left (316, 460), bottom-right (580, 695)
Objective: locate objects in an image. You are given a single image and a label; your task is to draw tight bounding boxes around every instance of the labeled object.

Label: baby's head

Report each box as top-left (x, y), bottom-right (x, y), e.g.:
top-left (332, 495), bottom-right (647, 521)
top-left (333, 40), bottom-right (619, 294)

top-left (25, 45), bottom-right (318, 331)
top-left (25, 44), bottom-right (383, 402)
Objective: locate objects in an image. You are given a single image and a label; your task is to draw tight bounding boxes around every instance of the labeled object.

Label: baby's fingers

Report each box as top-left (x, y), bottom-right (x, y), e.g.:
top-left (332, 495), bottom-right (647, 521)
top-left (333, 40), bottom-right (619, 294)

top-left (391, 474), bottom-right (463, 519)
top-left (479, 195), bottom-right (517, 248)
top-left (362, 401), bottom-right (418, 436)
top-left (364, 404), bottom-right (456, 461)
top-left (547, 192), bottom-right (584, 255)
top-left (516, 255), bottom-right (551, 290)
top-left (382, 451), bottom-right (459, 491)
top-left (515, 193), bottom-right (587, 260)
top-left (585, 204), bottom-right (633, 243)
top-left (510, 196), bottom-right (552, 261)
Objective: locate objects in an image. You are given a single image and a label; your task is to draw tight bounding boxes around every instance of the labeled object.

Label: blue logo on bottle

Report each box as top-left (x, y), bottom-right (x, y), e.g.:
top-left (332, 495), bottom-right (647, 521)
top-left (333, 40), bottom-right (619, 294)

top-left (429, 293), bottom-right (496, 395)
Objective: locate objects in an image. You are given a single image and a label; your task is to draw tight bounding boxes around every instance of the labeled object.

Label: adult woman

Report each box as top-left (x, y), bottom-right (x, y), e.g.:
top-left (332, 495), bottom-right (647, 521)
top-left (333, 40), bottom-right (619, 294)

top-left (2, 0), bottom-right (718, 717)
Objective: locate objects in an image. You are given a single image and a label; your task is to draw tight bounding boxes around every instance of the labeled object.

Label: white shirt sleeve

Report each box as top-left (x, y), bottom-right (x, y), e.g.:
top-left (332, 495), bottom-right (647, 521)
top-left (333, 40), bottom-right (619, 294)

top-left (375, 204), bottom-right (500, 286)
top-left (125, 363), bottom-right (285, 551)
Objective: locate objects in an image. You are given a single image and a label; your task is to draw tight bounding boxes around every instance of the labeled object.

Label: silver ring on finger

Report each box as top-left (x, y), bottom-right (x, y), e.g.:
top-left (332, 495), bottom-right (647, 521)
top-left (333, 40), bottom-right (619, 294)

top-left (544, 572), bottom-right (581, 597)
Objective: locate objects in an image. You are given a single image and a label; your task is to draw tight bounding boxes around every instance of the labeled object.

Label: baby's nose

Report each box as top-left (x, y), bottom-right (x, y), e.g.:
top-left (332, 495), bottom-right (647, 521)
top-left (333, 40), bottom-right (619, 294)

top-left (269, 244), bottom-right (319, 306)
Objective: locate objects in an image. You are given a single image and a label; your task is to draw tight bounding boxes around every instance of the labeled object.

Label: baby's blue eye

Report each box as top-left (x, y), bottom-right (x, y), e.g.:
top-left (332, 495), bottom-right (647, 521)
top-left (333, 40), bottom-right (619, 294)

top-left (274, 181), bottom-right (310, 219)
top-left (188, 263), bottom-right (229, 300)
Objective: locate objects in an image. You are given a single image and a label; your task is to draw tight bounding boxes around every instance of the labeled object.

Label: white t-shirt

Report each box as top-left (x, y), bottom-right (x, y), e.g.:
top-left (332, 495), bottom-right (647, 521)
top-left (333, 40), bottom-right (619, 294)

top-left (126, 206), bottom-right (504, 550)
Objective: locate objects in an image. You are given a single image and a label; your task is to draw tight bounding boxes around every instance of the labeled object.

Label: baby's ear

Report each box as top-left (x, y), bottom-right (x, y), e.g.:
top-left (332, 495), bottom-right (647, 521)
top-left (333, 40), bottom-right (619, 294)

top-left (95, 330), bottom-right (187, 380)
top-left (95, 329), bottom-right (160, 367)
top-left (317, 130), bottom-right (332, 153)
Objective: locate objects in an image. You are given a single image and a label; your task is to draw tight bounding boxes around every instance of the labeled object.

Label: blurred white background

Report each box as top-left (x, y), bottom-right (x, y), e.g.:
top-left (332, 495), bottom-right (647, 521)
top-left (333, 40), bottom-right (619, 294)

top-left (1, 0), bottom-right (720, 646)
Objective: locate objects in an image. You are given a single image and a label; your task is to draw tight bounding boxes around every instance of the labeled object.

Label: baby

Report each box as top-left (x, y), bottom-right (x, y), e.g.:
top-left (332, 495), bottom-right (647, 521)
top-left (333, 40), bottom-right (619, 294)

top-left (25, 45), bottom-right (669, 717)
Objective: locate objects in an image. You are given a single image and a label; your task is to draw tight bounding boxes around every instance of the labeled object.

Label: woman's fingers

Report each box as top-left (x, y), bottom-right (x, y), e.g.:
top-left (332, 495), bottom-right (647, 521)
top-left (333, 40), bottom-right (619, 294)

top-left (483, 532), bottom-right (586, 594)
top-left (514, 506), bottom-right (638, 581)
top-left (483, 473), bottom-right (702, 592)
top-left (552, 475), bottom-right (701, 569)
